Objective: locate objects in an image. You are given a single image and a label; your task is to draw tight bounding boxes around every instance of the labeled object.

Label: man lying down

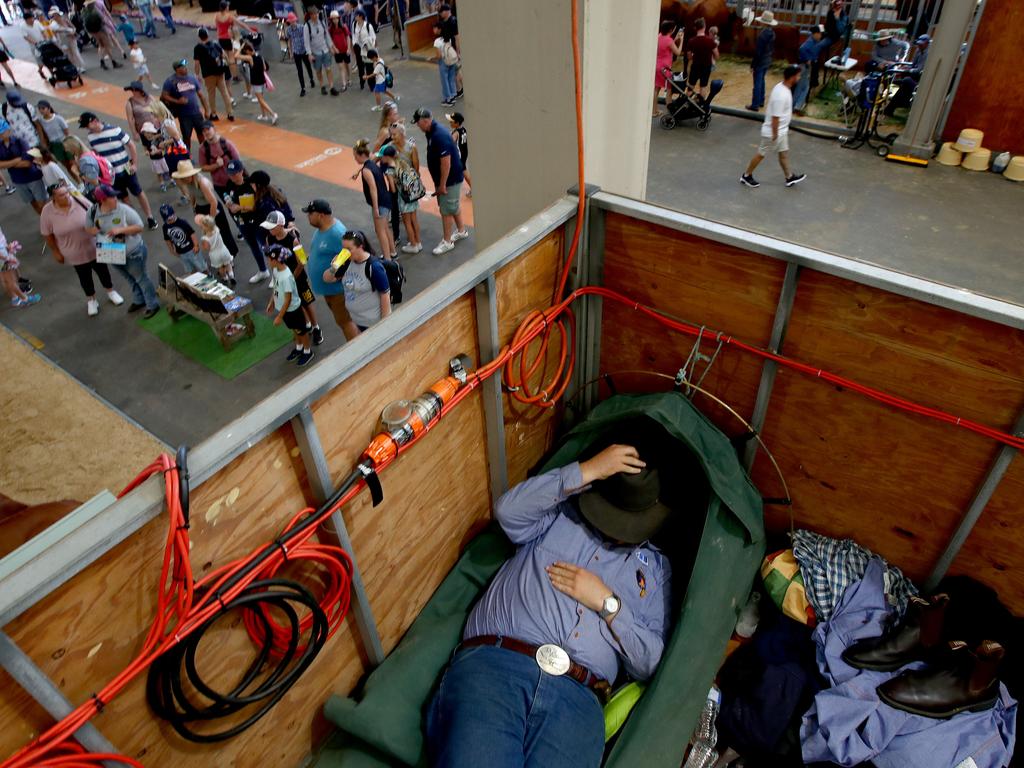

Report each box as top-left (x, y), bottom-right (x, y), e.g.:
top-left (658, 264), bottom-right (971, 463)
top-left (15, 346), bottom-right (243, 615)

top-left (427, 440), bottom-right (676, 767)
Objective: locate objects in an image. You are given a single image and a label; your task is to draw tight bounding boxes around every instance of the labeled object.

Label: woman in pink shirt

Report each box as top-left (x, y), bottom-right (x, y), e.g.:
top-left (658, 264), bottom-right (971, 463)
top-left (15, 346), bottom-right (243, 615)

top-left (39, 181), bottom-right (124, 316)
top-left (654, 20), bottom-right (683, 117)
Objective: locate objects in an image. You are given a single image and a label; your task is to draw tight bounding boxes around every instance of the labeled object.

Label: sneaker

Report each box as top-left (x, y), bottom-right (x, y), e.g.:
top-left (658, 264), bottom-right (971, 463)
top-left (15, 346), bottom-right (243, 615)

top-left (311, 326), bottom-right (324, 346)
top-left (143, 306), bottom-right (160, 319)
top-left (330, 87), bottom-right (339, 96)
top-left (286, 347), bottom-right (302, 361)
top-left (210, 113), bottom-right (220, 121)
top-left (393, 95), bottom-right (400, 102)
top-left (442, 98), bottom-right (455, 107)
top-left (432, 240), bottom-right (455, 255)
top-left (147, 217), bottom-right (158, 230)
top-left (12, 294), bottom-right (41, 307)
top-left (4, 186), bottom-right (16, 195)
top-left (227, 114), bottom-right (235, 122)
top-left (785, 173), bottom-right (807, 187)
top-left (300, 88), bottom-right (306, 97)
top-left (100, 60), bottom-right (108, 70)
top-left (455, 89), bottom-right (464, 100)
top-left (451, 229), bottom-right (470, 243)
top-left (370, 105), bottom-right (383, 111)
top-left (321, 85), bottom-right (328, 95)
top-left (17, 277), bottom-right (31, 293)
top-left (107, 290), bottom-right (124, 305)
top-left (256, 114), bottom-right (267, 121)
top-left (127, 302), bottom-right (145, 313)
top-left (248, 270), bottom-right (271, 284)
top-left (739, 174), bottom-right (760, 188)
top-left (297, 350), bottom-right (315, 366)
top-left (87, 298), bottom-right (100, 316)
top-left (401, 242), bottom-right (423, 254)
top-left (271, 113), bottom-right (279, 125)
top-left (230, 97), bottom-right (237, 106)
top-left (112, 60), bottom-right (122, 69)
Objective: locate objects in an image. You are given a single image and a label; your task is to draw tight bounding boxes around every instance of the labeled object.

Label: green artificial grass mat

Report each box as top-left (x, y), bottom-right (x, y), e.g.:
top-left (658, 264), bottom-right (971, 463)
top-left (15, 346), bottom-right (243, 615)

top-left (137, 309), bottom-right (293, 379)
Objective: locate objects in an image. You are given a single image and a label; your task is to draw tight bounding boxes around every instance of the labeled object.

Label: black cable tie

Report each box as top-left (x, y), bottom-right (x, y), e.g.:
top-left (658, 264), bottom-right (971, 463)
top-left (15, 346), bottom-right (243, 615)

top-left (177, 523), bottom-right (190, 530)
top-left (90, 693), bottom-right (105, 713)
top-left (214, 592), bottom-right (227, 611)
top-left (273, 539), bottom-right (290, 561)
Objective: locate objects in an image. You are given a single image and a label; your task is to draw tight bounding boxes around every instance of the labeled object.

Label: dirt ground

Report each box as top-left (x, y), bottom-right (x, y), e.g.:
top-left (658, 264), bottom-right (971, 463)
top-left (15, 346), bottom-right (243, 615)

top-left (0, 328), bottom-right (166, 507)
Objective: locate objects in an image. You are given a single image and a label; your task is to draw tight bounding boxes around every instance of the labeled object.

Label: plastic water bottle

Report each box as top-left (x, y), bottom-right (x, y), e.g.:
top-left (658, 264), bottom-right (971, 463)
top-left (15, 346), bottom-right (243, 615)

top-left (693, 686), bottom-right (720, 745)
top-left (842, 46), bottom-right (852, 65)
top-left (684, 742), bottom-right (719, 768)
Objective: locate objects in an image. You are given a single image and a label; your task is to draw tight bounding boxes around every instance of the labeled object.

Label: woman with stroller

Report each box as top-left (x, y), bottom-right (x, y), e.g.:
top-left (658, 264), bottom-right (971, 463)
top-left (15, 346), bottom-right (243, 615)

top-left (654, 20), bottom-right (683, 117)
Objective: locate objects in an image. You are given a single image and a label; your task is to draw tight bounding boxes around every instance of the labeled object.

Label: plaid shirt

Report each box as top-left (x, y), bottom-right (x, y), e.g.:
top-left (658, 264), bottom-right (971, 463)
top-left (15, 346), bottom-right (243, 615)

top-left (791, 529), bottom-right (917, 622)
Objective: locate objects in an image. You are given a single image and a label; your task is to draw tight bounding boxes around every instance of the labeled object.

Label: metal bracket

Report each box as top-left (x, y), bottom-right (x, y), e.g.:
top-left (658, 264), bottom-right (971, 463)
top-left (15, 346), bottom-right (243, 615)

top-left (291, 409), bottom-right (386, 668)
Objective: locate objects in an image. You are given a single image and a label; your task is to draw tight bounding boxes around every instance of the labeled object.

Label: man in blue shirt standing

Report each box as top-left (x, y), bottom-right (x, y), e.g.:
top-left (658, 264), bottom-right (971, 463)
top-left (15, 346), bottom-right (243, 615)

top-left (427, 442), bottom-right (674, 768)
top-left (303, 198), bottom-right (359, 341)
top-left (794, 25), bottom-right (823, 113)
top-left (413, 107), bottom-right (468, 256)
top-left (0, 119), bottom-right (46, 214)
top-left (161, 58), bottom-right (209, 153)
top-left (747, 10), bottom-right (777, 111)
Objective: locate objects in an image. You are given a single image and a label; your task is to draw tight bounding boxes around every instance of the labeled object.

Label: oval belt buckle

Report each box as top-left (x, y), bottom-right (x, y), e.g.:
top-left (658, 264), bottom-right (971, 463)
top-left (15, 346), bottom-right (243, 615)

top-left (535, 644), bottom-right (571, 676)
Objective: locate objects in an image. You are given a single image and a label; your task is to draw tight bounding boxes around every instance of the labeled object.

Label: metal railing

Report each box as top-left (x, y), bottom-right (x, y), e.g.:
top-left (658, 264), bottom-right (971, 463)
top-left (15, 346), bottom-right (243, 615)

top-left (729, 0), bottom-right (937, 34)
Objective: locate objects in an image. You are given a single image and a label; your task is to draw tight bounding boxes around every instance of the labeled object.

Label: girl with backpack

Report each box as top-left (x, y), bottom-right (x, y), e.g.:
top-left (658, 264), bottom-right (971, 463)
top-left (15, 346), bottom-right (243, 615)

top-left (387, 123), bottom-right (424, 254)
top-left (362, 49), bottom-right (397, 112)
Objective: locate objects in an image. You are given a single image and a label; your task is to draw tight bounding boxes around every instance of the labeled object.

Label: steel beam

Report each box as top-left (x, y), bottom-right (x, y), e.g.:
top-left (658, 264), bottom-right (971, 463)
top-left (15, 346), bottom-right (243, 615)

top-left (744, 262), bottom-right (801, 471)
top-left (0, 631), bottom-right (117, 761)
top-left (569, 192), bottom-right (607, 419)
top-left (290, 408), bottom-right (386, 668)
top-left (588, 192), bottom-right (1024, 330)
top-left (0, 196), bottom-right (577, 630)
top-left (924, 409), bottom-right (1024, 591)
top-left (474, 275), bottom-right (509, 506)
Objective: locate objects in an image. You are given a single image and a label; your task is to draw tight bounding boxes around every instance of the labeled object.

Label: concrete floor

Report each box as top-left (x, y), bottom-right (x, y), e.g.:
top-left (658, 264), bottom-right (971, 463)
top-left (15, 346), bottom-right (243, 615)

top-left (646, 112), bottom-right (1024, 307)
top-left (0, 26), bottom-right (473, 446)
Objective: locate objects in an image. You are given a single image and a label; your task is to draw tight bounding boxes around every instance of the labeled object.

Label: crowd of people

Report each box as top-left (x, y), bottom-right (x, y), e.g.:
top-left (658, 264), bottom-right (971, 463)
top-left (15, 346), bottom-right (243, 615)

top-left (0, 0), bottom-right (472, 371)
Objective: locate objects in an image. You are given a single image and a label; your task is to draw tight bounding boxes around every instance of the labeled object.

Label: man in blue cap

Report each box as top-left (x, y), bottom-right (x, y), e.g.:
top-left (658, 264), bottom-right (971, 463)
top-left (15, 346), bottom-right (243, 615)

top-left (884, 34), bottom-right (930, 115)
top-left (0, 119), bottom-right (46, 213)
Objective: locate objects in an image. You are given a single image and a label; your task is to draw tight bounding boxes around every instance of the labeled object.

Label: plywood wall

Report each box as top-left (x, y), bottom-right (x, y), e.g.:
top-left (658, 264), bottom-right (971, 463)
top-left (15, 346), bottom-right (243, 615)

top-left (597, 212), bottom-right (1024, 611)
top-left (943, 0), bottom-right (1024, 154)
top-left (600, 212), bottom-right (788, 440)
top-left (0, 229), bottom-right (567, 767)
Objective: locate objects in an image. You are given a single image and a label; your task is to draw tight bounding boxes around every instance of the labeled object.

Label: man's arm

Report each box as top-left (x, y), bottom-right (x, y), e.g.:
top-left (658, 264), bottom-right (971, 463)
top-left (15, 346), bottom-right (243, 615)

top-left (437, 153), bottom-right (450, 193)
top-left (496, 444), bottom-right (645, 544)
top-left (772, 115), bottom-right (780, 141)
top-left (378, 289), bottom-right (391, 318)
top-left (598, 558), bottom-right (672, 680)
top-left (125, 133), bottom-right (138, 167)
top-left (196, 80), bottom-right (210, 115)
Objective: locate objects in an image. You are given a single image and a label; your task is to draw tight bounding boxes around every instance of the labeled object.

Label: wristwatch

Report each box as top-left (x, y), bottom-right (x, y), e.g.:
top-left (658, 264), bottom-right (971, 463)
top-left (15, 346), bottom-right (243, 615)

top-left (598, 593), bottom-right (621, 620)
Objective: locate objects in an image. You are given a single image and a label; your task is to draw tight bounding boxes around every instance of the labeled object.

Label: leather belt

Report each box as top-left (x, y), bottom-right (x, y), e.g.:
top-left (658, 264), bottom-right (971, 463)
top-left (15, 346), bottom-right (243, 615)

top-left (461, 635), bottom-right (610, 700)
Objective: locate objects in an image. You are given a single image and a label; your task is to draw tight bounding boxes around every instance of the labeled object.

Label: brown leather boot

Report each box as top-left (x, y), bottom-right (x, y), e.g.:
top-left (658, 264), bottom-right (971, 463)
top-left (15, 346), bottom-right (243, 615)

top-left (877, 640), bottom-right (1004, 719)
top-left (842, 593), bottom-right (949, 671)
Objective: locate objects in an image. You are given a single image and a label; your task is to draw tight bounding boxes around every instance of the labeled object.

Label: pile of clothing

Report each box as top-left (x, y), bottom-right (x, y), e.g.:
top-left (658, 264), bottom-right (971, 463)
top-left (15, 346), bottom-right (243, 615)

top-left (714, 530), bottom-right (1019, 768)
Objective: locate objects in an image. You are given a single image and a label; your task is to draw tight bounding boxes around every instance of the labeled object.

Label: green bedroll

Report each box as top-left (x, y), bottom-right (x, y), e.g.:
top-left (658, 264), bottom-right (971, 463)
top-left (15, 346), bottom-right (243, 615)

top-left (317, 391), bottom-right (765, 767)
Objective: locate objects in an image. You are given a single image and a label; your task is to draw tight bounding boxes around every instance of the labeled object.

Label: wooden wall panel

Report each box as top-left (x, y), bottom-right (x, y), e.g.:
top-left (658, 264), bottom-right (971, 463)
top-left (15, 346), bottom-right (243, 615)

top-left (496, 228), bottom-right (566, 486)
top-left (599, 212), bottom-right (787, 437)
top-left (0, 428), bottom-right (369, 766)
top-left (745, 268), bottom-right (1024, 591)
top-left (313, 294), bottom-right (493, 653)
top-left (950, 457), bottom-right (1024, 610)
top-left (943, 0), bottom-right (1024, 154)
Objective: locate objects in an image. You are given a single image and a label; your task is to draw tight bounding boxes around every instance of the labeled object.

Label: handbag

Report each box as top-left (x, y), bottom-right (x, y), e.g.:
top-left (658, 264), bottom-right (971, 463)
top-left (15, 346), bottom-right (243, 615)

top-left (264, 71), bottom-right (275, 92)
top-left (398, 165), bottom-right (426, 203)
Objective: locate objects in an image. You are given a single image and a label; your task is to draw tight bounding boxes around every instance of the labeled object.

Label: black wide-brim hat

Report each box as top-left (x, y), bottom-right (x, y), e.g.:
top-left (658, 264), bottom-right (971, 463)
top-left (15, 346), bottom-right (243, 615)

top-left (579, 466), bottom-right (673, 545)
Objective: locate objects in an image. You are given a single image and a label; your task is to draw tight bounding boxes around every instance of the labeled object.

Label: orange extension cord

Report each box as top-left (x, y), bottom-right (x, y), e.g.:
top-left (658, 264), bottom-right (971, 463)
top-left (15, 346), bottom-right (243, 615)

top-left (7, 0), bottom-right (1024, 762)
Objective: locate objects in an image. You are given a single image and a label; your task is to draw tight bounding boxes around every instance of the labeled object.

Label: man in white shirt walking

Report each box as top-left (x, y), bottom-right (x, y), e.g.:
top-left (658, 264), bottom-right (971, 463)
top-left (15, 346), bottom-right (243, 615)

top-left (740, 64), bottom-right (806, 188)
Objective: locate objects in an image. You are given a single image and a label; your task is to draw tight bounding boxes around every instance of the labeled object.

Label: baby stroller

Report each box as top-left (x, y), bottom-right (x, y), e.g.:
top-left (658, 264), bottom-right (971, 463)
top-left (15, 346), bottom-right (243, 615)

top-left (659, 69), bottom-right (723, 131)
top-left (37, 42), bottom-right (83, 88)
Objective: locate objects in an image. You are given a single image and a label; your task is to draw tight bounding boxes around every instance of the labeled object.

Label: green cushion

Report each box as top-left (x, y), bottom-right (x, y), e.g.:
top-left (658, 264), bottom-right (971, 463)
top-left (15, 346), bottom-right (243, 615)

top-left (322, 527), bottom-right (513, 766)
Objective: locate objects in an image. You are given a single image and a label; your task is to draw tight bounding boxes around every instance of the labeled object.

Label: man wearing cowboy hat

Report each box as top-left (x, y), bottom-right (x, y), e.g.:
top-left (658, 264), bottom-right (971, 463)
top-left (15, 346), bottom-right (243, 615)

top-left (427, 440), bottom-right (675, 767)
top-left (884, 33), bottom-right (930, 115)
top-left (747, 10), bottom-right (778, 111)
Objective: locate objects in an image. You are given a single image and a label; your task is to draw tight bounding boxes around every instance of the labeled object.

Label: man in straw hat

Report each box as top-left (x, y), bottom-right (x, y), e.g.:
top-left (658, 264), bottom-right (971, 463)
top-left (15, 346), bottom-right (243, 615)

top-left (747, 9), bottom-right (777, 111)
top-left (427, 434), bottom-right (675, 767)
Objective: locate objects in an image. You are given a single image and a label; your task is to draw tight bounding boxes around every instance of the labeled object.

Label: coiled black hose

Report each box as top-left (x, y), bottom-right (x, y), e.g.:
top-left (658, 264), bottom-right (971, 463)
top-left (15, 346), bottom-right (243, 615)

top-left (145, 464), bottom-right (363, 742)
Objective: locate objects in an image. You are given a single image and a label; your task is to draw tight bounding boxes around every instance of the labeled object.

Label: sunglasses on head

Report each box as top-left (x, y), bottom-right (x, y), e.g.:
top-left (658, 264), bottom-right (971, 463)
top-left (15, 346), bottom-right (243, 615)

top-left (46, 180), bottom-right (68, 194)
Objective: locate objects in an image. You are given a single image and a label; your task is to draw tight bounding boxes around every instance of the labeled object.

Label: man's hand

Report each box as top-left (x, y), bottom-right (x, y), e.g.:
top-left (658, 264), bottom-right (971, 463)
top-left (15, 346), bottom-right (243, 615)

top-left (546, 562), bottom-right (612, 613)
top-left (579, 444), bottom-right (645, 485)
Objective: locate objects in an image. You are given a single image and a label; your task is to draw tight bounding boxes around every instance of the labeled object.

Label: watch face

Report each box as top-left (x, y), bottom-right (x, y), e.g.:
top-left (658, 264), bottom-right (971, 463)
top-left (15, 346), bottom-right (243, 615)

top-left (604, 595), bottom-right (620, 614)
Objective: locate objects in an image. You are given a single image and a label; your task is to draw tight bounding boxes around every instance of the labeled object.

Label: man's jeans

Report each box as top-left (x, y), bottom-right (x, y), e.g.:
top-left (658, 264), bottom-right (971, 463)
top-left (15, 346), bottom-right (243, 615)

top-left (793, 65), bottom-right (811, 110)
top-left (427, 645), bottom-right (604, 768)
top-left (751, 65), bottom-right (769, 108)
top-left (140, 4), bottom-right (157, 37)
top-left (114, 243), bottom-right (159, 310)
top-left (157, 3), bottom-right (176, 32)
top-left (439, 60), bottom-right (458, 101)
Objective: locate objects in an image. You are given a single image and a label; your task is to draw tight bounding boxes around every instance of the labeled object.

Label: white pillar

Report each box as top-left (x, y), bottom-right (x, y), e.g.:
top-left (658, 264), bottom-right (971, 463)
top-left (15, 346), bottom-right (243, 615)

top-left (582, 0), bottom-right (661, 199)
